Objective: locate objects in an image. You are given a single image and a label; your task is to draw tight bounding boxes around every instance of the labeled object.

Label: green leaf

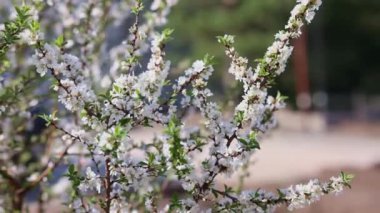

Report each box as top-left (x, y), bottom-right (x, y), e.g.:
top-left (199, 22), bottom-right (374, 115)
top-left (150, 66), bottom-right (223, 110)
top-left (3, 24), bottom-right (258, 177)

top-left (277, 189), bottom-right (285, 198)
top-left (248, 131), bottom-right (260, 150)
top-left (234, 111), bottom-right (245, 124)
top-left (0, 5), bottom-right (31, 67)
top-left (168, 194), bottom-right (181, 212)
top-left (238, 138), bottom-right (248, 146)
top-left (238, 132), bottom-right (260, 150)
top-left (29, 20), bottom-right (40, 32)
top-left (113, 125), bottom-right (127, 140)
top-left (164, 116), bottom-right (188, 176)
top-left (276, 91), bottom-right (288, 102)
top-left (216, 34), bottom-right (235, 46)
top-left (258, 65), bottom-right (270, 77)
top-left (224, 184), bottom-right (233, 194)
top-left (131, 0), bottom-right (144, 14)
top-left (38, 111), bottom-right (58, 126)
top-left (55, 35), bottom-right (65, 48)
top-left (119, 118), bottom-right (131, 126)
top-left (68, 164), bottom-right (75, 174)
top-left (340, 171), bottom-right (354, 188)
top-left (203, 54), bottom-right (215, 66)
top-left (112, 84), bottom-right (122, 94)
top-left (161, 28), bottom-right (174, 44)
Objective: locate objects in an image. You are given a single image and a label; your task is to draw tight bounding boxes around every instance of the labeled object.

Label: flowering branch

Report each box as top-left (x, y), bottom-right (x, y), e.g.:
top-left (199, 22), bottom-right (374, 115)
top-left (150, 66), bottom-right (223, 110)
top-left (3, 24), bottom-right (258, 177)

top-left (0, 0), bottom-right (354, 212)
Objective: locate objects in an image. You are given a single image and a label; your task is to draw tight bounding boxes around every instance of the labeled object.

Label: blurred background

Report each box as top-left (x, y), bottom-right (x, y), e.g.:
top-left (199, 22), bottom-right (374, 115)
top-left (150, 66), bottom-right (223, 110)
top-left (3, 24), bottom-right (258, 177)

top-left (168, 0), bottom-right (380, 117)
top-left (165, 0), bottom-right (380, 212)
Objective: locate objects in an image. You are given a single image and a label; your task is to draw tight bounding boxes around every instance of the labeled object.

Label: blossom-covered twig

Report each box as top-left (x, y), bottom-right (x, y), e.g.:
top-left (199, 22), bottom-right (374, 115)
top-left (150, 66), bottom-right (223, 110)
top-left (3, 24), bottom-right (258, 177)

top-left (0, 0), bottom-right (354, 212)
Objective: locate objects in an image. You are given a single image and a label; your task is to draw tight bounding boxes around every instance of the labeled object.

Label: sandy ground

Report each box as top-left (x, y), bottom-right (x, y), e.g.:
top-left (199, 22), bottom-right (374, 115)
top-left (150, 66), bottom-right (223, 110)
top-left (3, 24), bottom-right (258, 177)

top-left (231, 124), bottom-right (380, 212)
top-left (228, 128), bottom-right (380, 185)
top-left (271, 165), bottom-right (380, 213)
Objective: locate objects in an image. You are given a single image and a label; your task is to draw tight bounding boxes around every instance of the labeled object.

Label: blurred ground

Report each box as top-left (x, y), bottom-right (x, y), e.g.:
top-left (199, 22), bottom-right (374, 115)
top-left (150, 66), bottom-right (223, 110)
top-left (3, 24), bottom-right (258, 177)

top-left (269, 165), bottom-right (380, 213)
top-left (223, 120), bottom-right (380, 185)
top-left (235, 112), bottom-right (380, 212)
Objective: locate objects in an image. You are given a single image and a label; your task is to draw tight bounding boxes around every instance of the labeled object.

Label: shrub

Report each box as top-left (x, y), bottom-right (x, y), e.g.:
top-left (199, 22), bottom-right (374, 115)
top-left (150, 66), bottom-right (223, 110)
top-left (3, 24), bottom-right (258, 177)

top-left (0, 0), bottom-right (352, 212)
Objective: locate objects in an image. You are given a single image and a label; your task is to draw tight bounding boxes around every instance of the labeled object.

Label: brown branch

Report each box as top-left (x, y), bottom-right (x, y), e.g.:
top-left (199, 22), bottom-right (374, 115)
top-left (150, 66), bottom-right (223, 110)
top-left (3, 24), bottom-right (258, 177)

top-left (122, 1), bottom-right (143, 74)
top-left (18, 129), bottom-right (75, 194)
top-left (0, 168), bottom-right (21, 189)
top-left (212, 188), bottom-right (238, 202)
top-left (105, 158), bottom-right (112, 213)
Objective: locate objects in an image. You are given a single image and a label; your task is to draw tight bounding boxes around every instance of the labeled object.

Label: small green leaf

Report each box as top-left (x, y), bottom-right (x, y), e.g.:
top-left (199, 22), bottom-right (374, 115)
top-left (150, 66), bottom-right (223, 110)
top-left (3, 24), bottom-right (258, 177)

top-left (276, 91), bottom-right (288, 102)
top-left (68, 164), bottom-right (75, 174)
top-left (55, 35), bottom-right (65, 48)
top-left (131, 0), bottom-right (144, 14)
top-left (160, 28), bottom-right (174, 44)
top-left (203, 54), bottom-right (215, 66)
top-left (29, 20), bottom-right (40, 32)
top-left (38, 111), bottom-right (58, 126)
top-left (234, 111), bottom-right (245, 124)
top-left (340, 171), bottom-right (354, 188)
top-left (217, 34), bottom-right (235, 46)
top-left (169, 194), bottom-right (181, 211)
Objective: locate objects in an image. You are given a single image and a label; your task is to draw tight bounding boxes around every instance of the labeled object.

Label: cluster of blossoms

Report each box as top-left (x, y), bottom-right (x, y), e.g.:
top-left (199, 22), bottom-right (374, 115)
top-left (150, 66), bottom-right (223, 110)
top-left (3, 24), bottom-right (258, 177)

top-left (33, 43), bottom-right (98, 111)
top-left (0, 0), bottom-right (353, 212)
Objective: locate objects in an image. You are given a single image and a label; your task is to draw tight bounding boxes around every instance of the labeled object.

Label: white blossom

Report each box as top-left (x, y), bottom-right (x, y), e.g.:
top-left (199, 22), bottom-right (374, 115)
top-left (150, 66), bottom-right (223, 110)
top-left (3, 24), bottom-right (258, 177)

top-left (78, 167), bottom-right (102, 194)
top-left (19, 29), bottom-right (41, 45)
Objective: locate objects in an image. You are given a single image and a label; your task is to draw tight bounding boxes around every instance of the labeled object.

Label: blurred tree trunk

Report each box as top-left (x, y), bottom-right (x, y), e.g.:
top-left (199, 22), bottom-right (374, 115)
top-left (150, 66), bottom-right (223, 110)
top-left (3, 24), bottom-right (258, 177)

top-left (12, 191), bottom-right (24, 212)
top-left (293, 28), bottom-right (311, 111)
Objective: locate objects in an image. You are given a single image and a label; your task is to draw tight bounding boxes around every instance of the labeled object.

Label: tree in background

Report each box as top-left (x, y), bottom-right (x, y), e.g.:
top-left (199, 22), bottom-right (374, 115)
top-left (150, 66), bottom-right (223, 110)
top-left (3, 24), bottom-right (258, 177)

top-left (168, 0), bottom-right (298, 107)
top-left (168, 0), bottom-right (380, 110)
top-left (315, 0), bottom-right (380, 95)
